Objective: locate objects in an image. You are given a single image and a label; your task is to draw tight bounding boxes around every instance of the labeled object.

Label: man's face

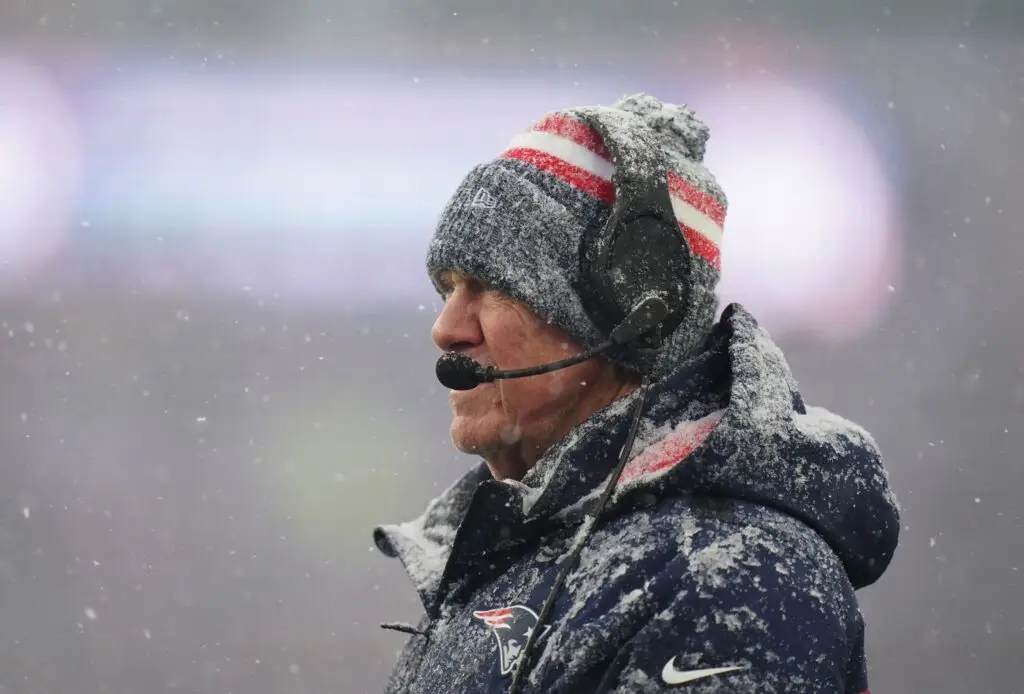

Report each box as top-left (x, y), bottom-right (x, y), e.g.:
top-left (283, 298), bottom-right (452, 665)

top-left (431, 270), bottom-right (633, 480)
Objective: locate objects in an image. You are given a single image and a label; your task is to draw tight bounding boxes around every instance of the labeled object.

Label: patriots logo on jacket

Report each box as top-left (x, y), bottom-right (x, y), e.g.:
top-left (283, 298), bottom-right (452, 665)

top-left (473, 605), bottom-right (551, 676)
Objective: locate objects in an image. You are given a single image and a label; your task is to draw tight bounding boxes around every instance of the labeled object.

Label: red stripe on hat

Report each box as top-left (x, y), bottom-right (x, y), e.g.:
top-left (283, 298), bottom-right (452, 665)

top-left (681, 222), bottom-right (721, 270)
top-left (502, 148), bottom-right (721, 270)
top-left (533, 114), bottom-right (725, 228)
top-left (531, 113), bottom-right (611, 159)
top-left (618, 412), bottom-right (723, 485)
top-left (501, 147), bottom-right (615, 205)
top-left (668, 172), bottom-right (725, 227)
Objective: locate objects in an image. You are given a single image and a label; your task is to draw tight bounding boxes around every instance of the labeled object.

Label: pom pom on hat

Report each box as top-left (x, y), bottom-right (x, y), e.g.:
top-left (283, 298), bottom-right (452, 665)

top-left (614, 92), bottom-right (711, 162)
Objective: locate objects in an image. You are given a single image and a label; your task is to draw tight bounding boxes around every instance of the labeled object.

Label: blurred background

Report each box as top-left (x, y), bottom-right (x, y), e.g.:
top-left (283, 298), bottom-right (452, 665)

top-left (0, 0), bottom-right (1021, 692)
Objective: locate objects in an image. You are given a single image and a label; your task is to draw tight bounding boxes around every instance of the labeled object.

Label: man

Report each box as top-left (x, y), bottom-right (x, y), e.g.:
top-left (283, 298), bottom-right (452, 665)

top-left (374, 93), bottom-right (900, 693)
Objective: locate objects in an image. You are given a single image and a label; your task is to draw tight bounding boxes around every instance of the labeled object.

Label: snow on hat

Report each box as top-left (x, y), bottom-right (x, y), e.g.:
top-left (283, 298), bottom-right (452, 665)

top-left (426, 93), bottom-right (728, 378)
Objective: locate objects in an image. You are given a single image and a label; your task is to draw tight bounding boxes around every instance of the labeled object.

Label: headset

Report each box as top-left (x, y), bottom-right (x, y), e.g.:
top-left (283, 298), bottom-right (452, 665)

top-left (573, 107), bottom-right (693, 359)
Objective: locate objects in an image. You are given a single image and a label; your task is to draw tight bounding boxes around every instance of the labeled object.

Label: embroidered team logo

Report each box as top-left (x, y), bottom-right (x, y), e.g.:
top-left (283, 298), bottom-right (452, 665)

top-left (473, 605), bottom-right (550, 676)
top-left (470, 187), bottom-right (498, 209)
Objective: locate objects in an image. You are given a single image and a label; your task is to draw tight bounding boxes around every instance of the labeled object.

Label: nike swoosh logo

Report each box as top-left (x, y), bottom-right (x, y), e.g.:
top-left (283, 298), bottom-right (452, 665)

top-left (661, 658), bottom-right (750, 685)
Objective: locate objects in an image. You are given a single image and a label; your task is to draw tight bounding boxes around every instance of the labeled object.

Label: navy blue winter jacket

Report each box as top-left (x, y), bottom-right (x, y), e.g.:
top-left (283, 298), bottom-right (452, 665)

top-left (374, 305), bottom-right (900, 693)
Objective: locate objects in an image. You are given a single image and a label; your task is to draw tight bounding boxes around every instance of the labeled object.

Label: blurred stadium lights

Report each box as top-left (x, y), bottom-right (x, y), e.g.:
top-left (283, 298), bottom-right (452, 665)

top-left (0, 58), bottom-right (82, 279)
top-left (0, 60), bottom-right (904, 341)
top-left (698, 78), bottom-right (903, 343)
top-left (72, 71), bottom-right (625, 304)
top-left (82, 72), bottom-right (616, 238)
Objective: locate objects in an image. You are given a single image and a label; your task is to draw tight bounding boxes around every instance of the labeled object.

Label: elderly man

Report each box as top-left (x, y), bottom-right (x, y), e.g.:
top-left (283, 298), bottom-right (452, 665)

top-left (374, 94), bottom-right (900, 693)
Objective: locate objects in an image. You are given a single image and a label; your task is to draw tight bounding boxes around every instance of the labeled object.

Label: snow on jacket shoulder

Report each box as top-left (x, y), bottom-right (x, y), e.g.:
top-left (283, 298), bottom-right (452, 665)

top-left (373, 304), bottom-right (900, 693)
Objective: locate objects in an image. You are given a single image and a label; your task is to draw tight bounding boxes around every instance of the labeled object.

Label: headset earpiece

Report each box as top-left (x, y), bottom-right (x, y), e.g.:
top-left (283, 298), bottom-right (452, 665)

top-left (573, 110), bottom-right (693, 355)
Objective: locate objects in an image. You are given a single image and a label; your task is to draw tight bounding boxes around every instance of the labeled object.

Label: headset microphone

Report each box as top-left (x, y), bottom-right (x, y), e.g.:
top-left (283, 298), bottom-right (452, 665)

top-left (435, 296), bottom-right (669, 391)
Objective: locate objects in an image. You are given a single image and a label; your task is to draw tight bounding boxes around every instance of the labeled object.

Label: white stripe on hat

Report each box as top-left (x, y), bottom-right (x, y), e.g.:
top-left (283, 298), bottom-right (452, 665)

top-left (671, 196), bottom-right (723, 246)
top-left (506, 130), bottom-right (615, 180)
top-left (504, 129), bottom-right (723, 250)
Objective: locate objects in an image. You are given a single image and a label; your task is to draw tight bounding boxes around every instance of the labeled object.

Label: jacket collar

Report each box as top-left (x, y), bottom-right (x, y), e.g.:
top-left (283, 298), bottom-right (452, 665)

top-left (374, 303), bottom-right (901, 615)
top-left (373, 310), bottom-right (730, 613)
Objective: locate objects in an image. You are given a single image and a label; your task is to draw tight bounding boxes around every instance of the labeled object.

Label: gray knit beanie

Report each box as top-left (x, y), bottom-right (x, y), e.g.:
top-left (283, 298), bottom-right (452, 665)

top-left (426, 93), bottom-right (728, 379)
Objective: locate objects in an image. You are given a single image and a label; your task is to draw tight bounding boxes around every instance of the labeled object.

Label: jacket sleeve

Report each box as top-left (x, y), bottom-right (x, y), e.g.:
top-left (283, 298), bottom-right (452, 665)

top-left (592, 526), bottom-right (868, 694)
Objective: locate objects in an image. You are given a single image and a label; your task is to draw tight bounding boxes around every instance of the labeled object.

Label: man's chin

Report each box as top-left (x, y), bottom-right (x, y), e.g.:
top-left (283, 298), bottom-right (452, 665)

top-left (450, 420), bottom-right (507, 457)
top-left (450, 433), bottom-right (497, 456)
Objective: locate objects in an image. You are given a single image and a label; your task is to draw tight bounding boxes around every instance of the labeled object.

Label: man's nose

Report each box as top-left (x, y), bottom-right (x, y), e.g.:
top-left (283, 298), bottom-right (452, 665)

top-left (431, 292), bottom-right (483, 352)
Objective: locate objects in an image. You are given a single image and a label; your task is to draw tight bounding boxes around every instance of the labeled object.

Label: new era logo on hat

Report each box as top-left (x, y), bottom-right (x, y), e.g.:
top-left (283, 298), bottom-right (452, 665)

top-left (471, 187), bottom-right (498, 209)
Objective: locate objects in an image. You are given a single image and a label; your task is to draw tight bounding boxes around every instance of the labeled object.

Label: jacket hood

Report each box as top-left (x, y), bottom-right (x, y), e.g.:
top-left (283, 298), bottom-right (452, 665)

top-left (374, 304), bottom-right (900, 609)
